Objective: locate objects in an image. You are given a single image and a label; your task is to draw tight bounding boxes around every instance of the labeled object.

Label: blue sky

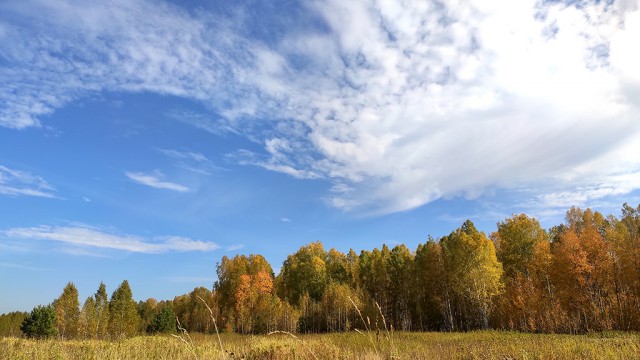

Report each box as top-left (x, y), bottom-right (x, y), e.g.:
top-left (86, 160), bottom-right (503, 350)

top-left (1, 0), bottom-right (640, 313)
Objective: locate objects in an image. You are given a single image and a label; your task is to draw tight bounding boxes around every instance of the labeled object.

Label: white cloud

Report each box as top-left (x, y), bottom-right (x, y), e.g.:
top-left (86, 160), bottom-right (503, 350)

top-left (280, 217), bottom-right (292, 223)
top-left (125, 171), bottom-right (190, 192)
top-left (0, 165), bottom-right (56, 198)
top-left (3, 225), bottom-right (219, 254)
top-left (2, 0), bottom-right (640, 214)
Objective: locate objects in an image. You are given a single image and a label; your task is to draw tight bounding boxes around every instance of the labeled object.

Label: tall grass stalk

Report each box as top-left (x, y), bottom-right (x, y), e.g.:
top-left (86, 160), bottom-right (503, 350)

top-left (196, 295), bottom-right (224, 355)
top-left (171, 317), bottom-right (198, 360)
top-left (348, 296), bottom-right (379, 356)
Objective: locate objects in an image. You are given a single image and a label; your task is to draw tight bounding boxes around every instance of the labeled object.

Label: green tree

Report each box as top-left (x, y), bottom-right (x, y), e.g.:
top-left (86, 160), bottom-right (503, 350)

top-left (108, 280), bottom-right (140, 338)
top-left (53, 282), bottom-right (80, 339)
top-left (21, 305), bottom-right (57, 339)
top-left (147, 306), bottom-right (176, 334)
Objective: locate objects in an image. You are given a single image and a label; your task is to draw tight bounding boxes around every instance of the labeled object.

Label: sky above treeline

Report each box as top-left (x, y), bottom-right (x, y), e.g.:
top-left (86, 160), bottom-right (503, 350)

top-left (1, 0), bottom-right (640, 313)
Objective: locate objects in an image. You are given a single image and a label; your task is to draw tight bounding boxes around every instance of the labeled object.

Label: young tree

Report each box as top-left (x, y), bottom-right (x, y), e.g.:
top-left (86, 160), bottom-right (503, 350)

top-left (53, 282), bottom-right (80, 339)
top-left (95, 282), bottom-right (110, 339)
top-left (79, 296), bottom-right (97, 339)
top-left (21, 305), bottom-right (57, 339)
top-left (108, 280), bottom-right (140, 338)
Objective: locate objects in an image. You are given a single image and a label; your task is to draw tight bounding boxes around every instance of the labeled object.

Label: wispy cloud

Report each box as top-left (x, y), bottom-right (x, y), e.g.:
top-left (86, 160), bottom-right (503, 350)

top-left (167, 110), bottom-right (237, 136)
top-left (0, 165), bottom-right (56, 198)
top-left (3, 225), bottom-right (219, 254)
top-left (125, 171), bottom-right (190, 192)
top-left (280, 217), bottom-right (292, 223)
top-left (0, 262), bottom-right (47, 271)
top-left (156, 148), bottom-right (224, 175)
top-left (225, 244), bottom-right (244, 251)
top-left (2, 0), bottom-right (640, 215)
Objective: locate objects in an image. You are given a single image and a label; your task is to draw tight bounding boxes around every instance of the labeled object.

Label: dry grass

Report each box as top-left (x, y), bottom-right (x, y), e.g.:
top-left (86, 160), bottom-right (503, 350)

top-left (2, 331), bottom-right (640, 359)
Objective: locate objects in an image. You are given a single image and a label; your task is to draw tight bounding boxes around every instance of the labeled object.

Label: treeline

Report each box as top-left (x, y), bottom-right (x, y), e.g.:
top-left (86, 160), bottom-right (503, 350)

top-left (213, 203), bottom-right (640, 334)
top-left (0, 312), bottom-right (27, 337)
top-left (2, 280), bottom-right (218, 339)
top-left (3, 203), bottom-right (640, 338)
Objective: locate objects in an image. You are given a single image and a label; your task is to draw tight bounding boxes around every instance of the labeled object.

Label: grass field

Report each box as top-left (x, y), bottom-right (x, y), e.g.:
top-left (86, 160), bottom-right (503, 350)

top-left (2, 331), bottom-right (640, 359)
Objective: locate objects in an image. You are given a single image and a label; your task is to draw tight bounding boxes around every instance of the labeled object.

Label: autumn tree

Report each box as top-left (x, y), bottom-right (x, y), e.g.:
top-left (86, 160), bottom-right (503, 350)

top-left (552, 208), bottom-right (614, 332)
top-left (388, 244), bottom-right (414, 330)
top-left (0, 311), bottom-right (28, 337)
top-left (234, 270), bottom-right (277, 333)
top-left (492, 214), bottom-right (552, 331)
top-left (215, 254), bottom-right (277, 333)
top-left (108, 280), bottom-right (140, 338)
top-left (346, 249), bottom-right (361, 289)
top-left (79, 297), bottom-right (97, 339)
top-left (278, 242), bottom-right (328, 305)
top-left (357, 245), bottom-right (393, 326)
top-left (605, 203), bottom-right (640, 330)
top-left (137, 298), bottom-right (158, 333)
top-left (187, 287), bottom-right (218, 333)
top-left (53, 282), bottom-right (80, 339)
top-left (413, 239), bottom-right (447, 330)
top-left (326, 248), bottom-right (350, 284)
top-left (94, 282), bottom-right (110, 339)
top-left (441, 220), bottom-right (504, 330)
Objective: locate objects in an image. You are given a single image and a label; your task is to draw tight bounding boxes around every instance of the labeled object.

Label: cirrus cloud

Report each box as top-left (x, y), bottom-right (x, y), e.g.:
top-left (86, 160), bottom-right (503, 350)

top-left (125, 171), bottom-right (190, 192)
top-left (3, 224), bottom-right (219, 254)
top-left (0, 165), bottom-right (56, 198)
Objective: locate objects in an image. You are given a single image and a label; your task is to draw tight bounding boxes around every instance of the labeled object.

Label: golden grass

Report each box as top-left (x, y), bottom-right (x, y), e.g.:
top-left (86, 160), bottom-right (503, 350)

top-left (2, 331), bottom-right (640, 359)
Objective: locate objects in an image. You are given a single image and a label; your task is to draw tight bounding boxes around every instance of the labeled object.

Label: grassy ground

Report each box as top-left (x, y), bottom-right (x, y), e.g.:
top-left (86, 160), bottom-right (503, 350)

top-left (2, 331), bottom-right (640, 359)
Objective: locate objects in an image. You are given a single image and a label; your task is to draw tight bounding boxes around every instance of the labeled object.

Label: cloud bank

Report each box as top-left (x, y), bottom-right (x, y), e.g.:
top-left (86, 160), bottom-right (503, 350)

top-left (2, 0), bottom-right (640, 214)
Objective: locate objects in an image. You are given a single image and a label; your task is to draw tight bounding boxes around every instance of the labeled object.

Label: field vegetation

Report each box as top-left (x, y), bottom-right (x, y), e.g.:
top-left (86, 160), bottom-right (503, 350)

top-left (2, 331), bottom-right (640, 359)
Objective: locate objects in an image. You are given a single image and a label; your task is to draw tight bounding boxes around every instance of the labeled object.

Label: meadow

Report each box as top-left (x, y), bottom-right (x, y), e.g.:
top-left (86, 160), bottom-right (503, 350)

top-left (2, 331), bottom-right (640, 360)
